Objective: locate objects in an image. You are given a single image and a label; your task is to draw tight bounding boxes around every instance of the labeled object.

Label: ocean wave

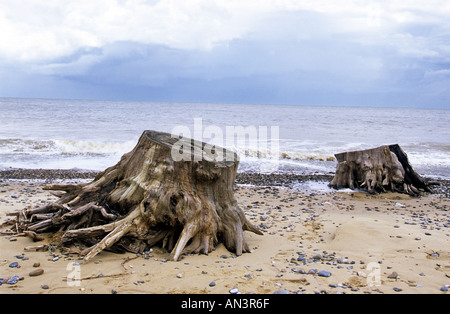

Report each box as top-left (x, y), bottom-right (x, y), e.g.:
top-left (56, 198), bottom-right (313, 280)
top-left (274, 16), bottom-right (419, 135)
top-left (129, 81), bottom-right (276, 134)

top-left (226, 146), bottom-right (336, 162)
top-left (0, 138), bottom-right (135, 156)
top-left (1, 137), bottom-right (449, 179)
top-left (2, 138), bottom-right (449, 165)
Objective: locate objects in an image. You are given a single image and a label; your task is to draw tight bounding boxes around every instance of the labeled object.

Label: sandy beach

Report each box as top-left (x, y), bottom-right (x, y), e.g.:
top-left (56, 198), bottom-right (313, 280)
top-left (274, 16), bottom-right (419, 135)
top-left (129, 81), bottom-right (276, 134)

top-left (0, 171), bottom-right (449, 294)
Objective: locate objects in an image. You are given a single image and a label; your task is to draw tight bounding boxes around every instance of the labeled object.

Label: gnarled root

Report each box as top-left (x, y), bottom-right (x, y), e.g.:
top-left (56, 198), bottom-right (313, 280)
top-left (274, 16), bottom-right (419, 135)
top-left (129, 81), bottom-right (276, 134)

top-left (165, 205), bottom-right (263, 261)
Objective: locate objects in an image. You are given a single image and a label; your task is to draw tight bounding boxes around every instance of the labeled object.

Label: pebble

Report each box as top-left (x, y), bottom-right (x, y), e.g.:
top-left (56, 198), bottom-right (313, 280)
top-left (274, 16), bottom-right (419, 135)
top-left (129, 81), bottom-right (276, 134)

top-left (33, 262), bottom-right (41, 267)
top-left (318, 270), bottom-right (332, 277)
top-left (440, 286), bottom-right (448, 292)
top-left (41, 284), bottom-right (49, 289)
top-left (387, 272), bottom-right (399, 279)
top-left (393, 287), bottom-right (402, 292)
top-left (229, 287), bottom-right (239, 294)
top-left (273, 289), bottom-right (290, 294)
top-left (312, 254), bottom-right (323, 260)
top-left (7, 275), bottom-right (20, 285)
top-left (29, 269), bottom-right (44, 277)
top-left (8, 262), bottom-right (19, 268)
top-left (337, 257), bottom-right (349, 264)
top-left (176, 273), bottom-right (183, 278)
top-left (209, 281), bottom-right (216, 287)
top-left (293, 268), bottom-right (306, 274)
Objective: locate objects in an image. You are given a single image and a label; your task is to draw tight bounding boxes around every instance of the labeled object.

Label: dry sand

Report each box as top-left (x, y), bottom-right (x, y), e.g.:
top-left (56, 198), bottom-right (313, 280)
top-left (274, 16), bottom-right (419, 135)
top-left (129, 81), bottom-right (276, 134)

top-left (0, 180), bottom-right (449, 294)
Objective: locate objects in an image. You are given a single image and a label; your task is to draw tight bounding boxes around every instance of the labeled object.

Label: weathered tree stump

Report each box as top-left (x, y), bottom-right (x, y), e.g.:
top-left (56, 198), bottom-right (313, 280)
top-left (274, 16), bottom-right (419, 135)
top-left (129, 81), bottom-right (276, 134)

top-left (5, 131), bottom-right (262, 261)
top-left (329, 144), bottom-right (438, 195)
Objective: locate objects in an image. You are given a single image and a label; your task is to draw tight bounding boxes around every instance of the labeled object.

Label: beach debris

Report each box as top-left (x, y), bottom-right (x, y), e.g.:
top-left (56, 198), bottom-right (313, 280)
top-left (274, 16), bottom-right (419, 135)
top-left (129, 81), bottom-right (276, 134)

top-left (24, 245), bottom-right (48, 252)
top-left (62, 272), bottom-right (127, 283)
top-left (329, 144), bottom-right (440, 195)
top-left (3, 130), bottom-right (262, 262)
top-left (24, 230), bottom-right (44, 241)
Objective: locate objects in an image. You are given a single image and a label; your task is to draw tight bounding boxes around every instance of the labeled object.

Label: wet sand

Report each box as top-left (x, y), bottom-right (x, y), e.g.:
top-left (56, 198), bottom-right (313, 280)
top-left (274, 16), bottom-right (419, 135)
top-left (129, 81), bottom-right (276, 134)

top-left (0, 172), bottom-right (449, 294)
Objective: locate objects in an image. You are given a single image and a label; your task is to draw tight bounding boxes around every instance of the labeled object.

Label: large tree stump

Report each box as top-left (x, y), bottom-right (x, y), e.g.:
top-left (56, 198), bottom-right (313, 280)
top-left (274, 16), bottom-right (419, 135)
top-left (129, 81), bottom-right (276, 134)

top-left (329, 144), bottom-right (438, 195)
top-left (5, 131), bottom-right (262, 261)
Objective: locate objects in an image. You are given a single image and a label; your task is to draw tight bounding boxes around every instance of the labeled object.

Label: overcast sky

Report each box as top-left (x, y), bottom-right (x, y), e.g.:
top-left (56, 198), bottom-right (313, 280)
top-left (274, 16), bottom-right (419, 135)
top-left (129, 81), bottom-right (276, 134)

top-left (0, 0), bottom-right (449, 108)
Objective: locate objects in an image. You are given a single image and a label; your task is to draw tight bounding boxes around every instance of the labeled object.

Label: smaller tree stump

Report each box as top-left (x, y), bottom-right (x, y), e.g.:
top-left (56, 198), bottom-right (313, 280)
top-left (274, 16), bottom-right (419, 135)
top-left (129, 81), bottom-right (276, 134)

top-left (329, 144), bottom-right (438, 195)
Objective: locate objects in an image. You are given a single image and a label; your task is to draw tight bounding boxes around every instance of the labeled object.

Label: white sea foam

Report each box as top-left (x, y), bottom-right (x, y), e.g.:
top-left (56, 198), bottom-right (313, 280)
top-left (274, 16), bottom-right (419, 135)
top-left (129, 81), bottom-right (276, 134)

top-left (0, 138), bottom-right (135, 156)
top-left (53, 139), bottom-right (136, 156)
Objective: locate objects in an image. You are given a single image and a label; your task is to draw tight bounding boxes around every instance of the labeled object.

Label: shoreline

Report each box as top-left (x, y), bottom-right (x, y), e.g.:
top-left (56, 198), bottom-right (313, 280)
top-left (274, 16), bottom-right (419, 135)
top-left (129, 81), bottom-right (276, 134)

top-left (1, 168), bottom-right (449, 195)
top-left (1, 169), bottom-right (449, 294)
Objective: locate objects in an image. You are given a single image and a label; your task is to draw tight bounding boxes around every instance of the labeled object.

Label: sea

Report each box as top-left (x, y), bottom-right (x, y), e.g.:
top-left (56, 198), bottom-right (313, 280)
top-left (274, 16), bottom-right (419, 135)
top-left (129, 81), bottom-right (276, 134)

top-left (1, 97), bottom-right (449, 179)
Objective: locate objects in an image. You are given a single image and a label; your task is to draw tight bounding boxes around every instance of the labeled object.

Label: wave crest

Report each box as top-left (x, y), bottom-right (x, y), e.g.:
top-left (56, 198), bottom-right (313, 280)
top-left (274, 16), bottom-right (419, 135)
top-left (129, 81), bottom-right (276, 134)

top-left (0, 138), bottom-right (135, 156)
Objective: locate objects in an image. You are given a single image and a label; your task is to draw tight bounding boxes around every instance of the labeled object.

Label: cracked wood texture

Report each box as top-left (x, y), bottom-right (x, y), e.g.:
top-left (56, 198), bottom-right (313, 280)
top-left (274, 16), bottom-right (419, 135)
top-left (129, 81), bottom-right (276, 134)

top-left (329, 144), bottom-right (438, 195)
top-left (5, 130), bottom-right (262, 261)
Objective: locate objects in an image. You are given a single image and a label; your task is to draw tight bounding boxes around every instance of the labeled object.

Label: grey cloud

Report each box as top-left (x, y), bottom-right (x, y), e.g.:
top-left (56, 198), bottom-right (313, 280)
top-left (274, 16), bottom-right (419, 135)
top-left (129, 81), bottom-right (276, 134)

top-left (1, 7), bottom-right (449, 108)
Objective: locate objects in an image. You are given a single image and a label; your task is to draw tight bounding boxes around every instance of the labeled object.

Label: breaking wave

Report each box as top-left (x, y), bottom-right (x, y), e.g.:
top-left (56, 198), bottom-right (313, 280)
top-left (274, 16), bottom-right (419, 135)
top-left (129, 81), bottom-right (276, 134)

top-left (0, 138), bottom-right (136, 156)
top-left (0, 138), bottom-right (449, 178)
